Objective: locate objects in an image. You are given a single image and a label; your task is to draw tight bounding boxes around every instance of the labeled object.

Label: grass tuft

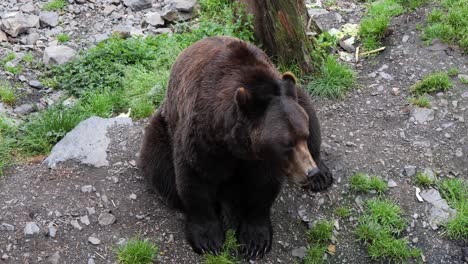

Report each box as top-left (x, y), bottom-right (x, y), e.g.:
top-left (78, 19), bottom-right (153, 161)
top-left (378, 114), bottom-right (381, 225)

top-left (42, 0), bottom-right (67, 11)
top-left (0, 115), bottom-right (17, 176)
top-left (117, 238), bottom-right (158, 264)
top-left (408, 95), bottom-right (431, 108)
top-left (305, 55), bottom-right (355, 98)
top-left (335, 206), bottom-right (352, 218)
top-left (438, 179), bottom-right (468, 240)
top-left (204, 229), bottom-right (239, 264)
top-left (0, 81), bottom-right (16, 106)
top-left (350, 172), bottom-right (388, 194)
top-left (23, 52), bottom-right (34, 63)
top-left (304, 220), bottom-right (334, 264)
top-left (355, 199), bottom-right (421, 262)
top-left (57, 33), bottom-right (70, 43)
top-left (411, 72), bottom-right (452, 95)
top-left (415, 171), bottom-right (434, 187)
top-left (422, 0), bottom-right (468, 53)
top-left (447, 67), bottom-right (460, 77)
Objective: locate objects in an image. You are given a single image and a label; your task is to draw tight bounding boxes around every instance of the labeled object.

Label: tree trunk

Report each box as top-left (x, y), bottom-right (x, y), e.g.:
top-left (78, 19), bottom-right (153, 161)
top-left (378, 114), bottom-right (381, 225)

top-left (239, 0), bottom-right (321, 75)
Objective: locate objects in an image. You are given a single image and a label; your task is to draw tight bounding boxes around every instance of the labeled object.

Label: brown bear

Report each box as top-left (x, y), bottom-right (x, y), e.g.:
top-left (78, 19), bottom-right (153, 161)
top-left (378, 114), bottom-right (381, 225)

top-left (139, 36), bottom-right (333, 260)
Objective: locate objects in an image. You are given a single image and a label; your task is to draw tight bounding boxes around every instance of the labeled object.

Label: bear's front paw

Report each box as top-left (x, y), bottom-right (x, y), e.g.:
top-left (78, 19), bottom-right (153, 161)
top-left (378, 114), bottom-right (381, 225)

top-left (238, 221), bottom-right (272, 260)
top-left (186, 220), bottom-right (224, 255)
top-left (307, 162), bottom-right (333, 192)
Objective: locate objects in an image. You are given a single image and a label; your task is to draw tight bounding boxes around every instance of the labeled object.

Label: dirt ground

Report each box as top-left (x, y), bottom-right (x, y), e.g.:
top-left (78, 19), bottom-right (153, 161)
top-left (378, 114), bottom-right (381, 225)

top-left (1, 2), bottom-right (467, 264)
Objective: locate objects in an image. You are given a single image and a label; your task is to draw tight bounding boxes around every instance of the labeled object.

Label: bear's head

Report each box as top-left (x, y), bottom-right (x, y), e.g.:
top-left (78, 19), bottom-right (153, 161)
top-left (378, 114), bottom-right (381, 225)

top-left (234, 71), bottom-right (319, 185)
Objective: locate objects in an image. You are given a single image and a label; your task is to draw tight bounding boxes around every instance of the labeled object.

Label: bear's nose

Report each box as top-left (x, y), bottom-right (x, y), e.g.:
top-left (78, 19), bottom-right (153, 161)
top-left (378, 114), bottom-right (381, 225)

top-left (307, 167), bottom-right (320, 179)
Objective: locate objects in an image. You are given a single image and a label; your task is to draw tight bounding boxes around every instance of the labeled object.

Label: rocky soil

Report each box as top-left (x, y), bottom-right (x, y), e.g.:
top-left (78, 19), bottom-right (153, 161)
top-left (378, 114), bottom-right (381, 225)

top-left (1, 0), bottom-right (467, 264)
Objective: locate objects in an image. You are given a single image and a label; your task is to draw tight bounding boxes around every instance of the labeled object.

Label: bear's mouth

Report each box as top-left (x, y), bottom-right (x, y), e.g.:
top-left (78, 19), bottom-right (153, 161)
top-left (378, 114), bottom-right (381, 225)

top-left (285, 140), bottom-right (318, 184)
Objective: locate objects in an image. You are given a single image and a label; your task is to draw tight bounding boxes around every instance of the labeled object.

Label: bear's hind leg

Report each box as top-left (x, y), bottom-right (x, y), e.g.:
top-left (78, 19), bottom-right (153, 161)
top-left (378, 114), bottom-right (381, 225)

top-left (138, 111), bottom-right (183, 210)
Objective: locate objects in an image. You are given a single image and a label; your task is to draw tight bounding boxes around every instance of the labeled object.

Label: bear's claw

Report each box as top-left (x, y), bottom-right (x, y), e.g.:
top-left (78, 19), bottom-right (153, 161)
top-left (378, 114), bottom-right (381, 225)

top-left (186, 220), bottom-right (224, 255)
top-left (238, 221), bottom-right (272, 260)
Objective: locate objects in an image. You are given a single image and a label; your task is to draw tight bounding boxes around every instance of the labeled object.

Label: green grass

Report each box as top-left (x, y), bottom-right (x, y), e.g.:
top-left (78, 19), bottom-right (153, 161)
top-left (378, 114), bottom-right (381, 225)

top-left (415, 171), bottom-right (434, 187)
top-left (359, 0), bottom-right (405, 51)
top-left (438, 179), bottom-right (468, 240)
top-left (0, 115), bottom-right (17, 176)
top-left (305, 54), bottom-right (356, 98)
top-left (22, 52), bottom-right (34, 63)
top-left (447, 67), bottom-right (460, 77)
top-left (0, 81), bottom-right (16, 105)
top-left (304, 220), bottom-right (334, 264)
top-left (335, 206), bottom-right (352, 218)
top-left (411, 72), bottom-right (452, 95)
top-left (460, 76), bottom-right (468, 84)
top-left (57, 33), bottom-right (70, 43)
top-left (1, 52), bottom-right (15, 65)
top-left (355, 199), bottom-right (421, 262)
top-left (350, 172), bottom-right (388, 194)
top-left (204, 230), bottom-right (239, 264)
top-left (304, 244), bottom-right (327, 264)
top-left (408, 95), bottom-right (431, 108)
top-left (422, 0), bottom-right (468, 53)
top-left (359, 0), bottom-right (429, 51)
top-left (18, 105), bottom-right (88, 155)
top-left (116, 238), bottom-right (158, 264)
top-left (42, 0), bottom-right (67, 11)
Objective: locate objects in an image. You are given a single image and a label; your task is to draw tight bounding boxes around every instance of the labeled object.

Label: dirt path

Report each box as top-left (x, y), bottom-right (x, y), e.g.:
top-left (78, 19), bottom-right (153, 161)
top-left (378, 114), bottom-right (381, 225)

top-left (1, 2), bottom-right (467, 264)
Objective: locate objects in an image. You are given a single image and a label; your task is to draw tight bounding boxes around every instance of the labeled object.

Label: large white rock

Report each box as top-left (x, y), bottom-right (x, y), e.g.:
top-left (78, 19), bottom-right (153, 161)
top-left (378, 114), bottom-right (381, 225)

top-left (39, 11), bottom-right (59, 28)
top-left (43, 45), bottom-right (77, 65)
top-left (1, 12), bottom-right (39, 37)
top-left (123, 0), bottom-right (152, 11)
top-left (44, 116), bottom-right (133, 168)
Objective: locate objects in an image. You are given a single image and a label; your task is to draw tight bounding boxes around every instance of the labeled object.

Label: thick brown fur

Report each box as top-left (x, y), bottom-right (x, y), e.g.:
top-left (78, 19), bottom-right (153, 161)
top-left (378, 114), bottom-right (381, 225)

top-left (138, 36), bottom-right (333, 260)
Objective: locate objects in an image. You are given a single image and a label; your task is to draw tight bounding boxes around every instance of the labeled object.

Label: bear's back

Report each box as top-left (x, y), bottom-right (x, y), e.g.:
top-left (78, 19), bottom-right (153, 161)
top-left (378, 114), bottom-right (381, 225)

top-left (163, 36), bottom-right (279, 130)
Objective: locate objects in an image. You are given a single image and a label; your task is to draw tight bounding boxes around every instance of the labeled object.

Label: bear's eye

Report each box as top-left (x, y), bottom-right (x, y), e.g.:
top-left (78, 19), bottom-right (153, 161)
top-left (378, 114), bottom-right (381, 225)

top-left (286, 140), bottom-right (295, 150)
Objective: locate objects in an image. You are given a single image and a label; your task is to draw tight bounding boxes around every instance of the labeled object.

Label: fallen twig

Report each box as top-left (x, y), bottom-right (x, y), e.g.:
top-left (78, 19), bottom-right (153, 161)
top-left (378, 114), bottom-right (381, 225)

top-left (355, 46), bottom-right (360, 63)
top-left (360, 46), bottom-right (386, 56)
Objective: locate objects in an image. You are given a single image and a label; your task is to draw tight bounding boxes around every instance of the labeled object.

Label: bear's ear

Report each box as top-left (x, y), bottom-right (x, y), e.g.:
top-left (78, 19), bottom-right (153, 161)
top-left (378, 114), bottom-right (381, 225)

top-left (235, 87), bottom-right (252, 110)
top-left (282, 72), bottom-right (297, 84)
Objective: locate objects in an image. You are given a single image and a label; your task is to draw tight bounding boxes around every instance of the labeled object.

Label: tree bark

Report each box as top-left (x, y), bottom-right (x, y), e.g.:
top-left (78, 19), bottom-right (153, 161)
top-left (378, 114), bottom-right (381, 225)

top-left (239, 0), bottom-right (321, 75)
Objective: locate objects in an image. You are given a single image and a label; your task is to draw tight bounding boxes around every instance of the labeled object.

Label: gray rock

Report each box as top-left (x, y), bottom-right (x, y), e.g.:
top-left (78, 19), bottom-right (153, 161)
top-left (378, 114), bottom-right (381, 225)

top-left (98, 212), bottom-right (116, 226)
top-left (402, 35), bottom-right (409, 43)
top-left (88, 258), bottom-right (96, 264)
top-left (387, 179), bottom-right (397, 188)
top-left (80, 215), bottom-right (90, 226)
top-left (160, 0), bottom-right (196, 22)
top-left (70, 220), bottom-right (83, 230)
top-left (154, 27), bottom-right (172, 34)
top-left (88, 235), bottom-right (101, 245)
top-left (81, 185), bottom-right (95, 193)
top-left (44, 116), bottom-right (132, 168)
top-left (43, 45), bottom-right (77, 65)
top-left (379, 72), bottom-right (393, 80)
top-left (13, 103), bottom-right (34, 115)
top-left (1, 254), bottom-right (8, 260)
top-left (39, 12), bottom-right (59, 28)
top-left (112, 25), bottom-right (144, 39)
top-left (167, 0), bottom-right (197, 12)
top-left (0, 30), bottom-right (8, 42)
top-left (93, 33), bottom-right (110, 43)
top-left (143, 12), bottom-right (164, 27)
top-left (297, 205), bottom-right (311, 222)
top-left (26, 32), bottom-right (40, 45)
top-left (1, 12), bottom-right (39, 37)
top-left (20, 2), bottom-right (36, 13)
top-left (47, 251), bottom-right (60, 264)
top-left (29, 80), bottom-right (44, 89)
top-left (24, 222), bottom-right (41, 237)
top-left (420, 188), bottom-right (457, 229)
top-left (461, 90), bottom-right (468, 98)
top-left (308, 8), bottom-right (329, 17)
top-left (292, 246), bottom-right (307, 259)
top-left (0, 223), bottom-right (15, 231)
top-left (411, 108), bottom-right (434, 124)
top-left (48, 226), bottom-right (57, 238)
top-left (339, 39), bottom-right (355, 53)
top-left (123, 0), bottom-right (152, 11)
top-left (87, 207), bottom-right (96, 215)
top-left (103, 5), bottom-right (117, 16)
